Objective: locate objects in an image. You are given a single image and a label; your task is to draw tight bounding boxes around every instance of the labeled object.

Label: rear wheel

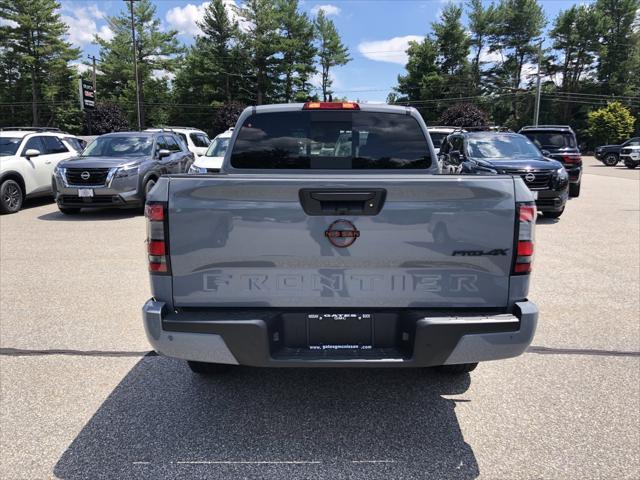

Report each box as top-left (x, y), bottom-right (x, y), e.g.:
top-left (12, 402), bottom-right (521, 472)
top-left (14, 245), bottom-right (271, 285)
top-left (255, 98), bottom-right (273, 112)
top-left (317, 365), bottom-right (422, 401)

top-left (434, 363), bottom-right (478, 374)
top-left (140, 178), bottom-right (157, 213)
top-left (59, 207), bottom-right (81, 215)
top-left (0, 179), bottom-right (23, 214)
top-left (187, 361), bottom-right (234, 375)
top-left (569, 182), bottom-right (581, 197)
top-left (603, 153), bottom-right (619, 166)
top-left (544, 208), bottom-right (564, 219)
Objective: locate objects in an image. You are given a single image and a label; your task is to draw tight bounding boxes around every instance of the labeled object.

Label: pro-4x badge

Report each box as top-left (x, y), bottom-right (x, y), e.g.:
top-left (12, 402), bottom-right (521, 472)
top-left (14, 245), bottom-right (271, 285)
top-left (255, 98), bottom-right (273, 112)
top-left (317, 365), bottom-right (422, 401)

top-left (452, 249), bottom-right (509, 256)
top-left (325, 219), bottom-right (360, 248)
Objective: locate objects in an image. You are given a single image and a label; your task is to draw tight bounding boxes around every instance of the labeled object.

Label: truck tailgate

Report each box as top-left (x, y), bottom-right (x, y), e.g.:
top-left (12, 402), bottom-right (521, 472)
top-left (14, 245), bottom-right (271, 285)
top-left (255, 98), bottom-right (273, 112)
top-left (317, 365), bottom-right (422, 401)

top-left (167, 174), bottom-right (516, 308)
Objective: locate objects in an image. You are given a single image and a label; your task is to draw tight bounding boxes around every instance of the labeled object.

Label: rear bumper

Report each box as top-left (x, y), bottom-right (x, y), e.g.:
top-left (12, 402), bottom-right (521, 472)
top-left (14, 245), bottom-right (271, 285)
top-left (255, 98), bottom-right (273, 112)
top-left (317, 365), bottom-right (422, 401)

top-left (142, 300), bottom-right (538, 368)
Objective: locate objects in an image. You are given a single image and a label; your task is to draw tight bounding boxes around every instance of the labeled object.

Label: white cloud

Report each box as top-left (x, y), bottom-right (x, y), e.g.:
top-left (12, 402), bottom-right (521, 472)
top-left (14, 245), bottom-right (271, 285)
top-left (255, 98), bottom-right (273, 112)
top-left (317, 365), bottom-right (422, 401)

top-left (165, 1), bottom-right (241, 37)
top-left (358, 35), bottom-right (424, 65)
top-left (69, 62), bottom-right (91, 74)
top-left (477, 48), bottom-right (502, 64)
top-left (151, 69), bottom-right (176, 81)
top-left (310, 70), bottom-right (342, 91)
top-left (311, 4), bottom-right (341, 16)
top-left (60, 4), bottom-right (110, 46)
top-left (0, 17), bottom-right (18, 28)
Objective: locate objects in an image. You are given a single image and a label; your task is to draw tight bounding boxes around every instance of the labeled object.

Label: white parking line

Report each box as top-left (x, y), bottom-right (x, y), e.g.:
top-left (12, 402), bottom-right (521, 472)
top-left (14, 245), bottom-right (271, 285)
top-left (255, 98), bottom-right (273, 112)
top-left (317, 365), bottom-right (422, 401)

top-left (175, 460), bottom-right (321, 465)
top-left (351, 460), bottom-right (396, 464)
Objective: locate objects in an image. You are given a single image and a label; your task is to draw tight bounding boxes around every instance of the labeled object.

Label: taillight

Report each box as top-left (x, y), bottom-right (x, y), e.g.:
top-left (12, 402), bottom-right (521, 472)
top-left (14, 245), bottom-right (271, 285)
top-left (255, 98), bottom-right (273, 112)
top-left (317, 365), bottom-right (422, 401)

top-left (513, 202), bottom-right (536, 275)
top-left (145, 202), bottom-right (170, 275)
top-left (562, 154), bottom-right (581, 165)
top-left (303, 101), bottom-right (360, 110)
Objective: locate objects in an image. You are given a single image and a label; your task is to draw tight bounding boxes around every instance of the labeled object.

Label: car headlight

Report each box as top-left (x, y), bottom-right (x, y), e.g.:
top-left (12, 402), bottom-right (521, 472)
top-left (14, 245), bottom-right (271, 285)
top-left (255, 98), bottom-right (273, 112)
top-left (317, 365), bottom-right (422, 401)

top-left (115, 163), bottom-right (139, 178)
top-left (555, 167), bottom-right (569, 181)
top-left (53, 165), bottom-right (65, 177)
top-left (188, 164), bottom-right (207, 174)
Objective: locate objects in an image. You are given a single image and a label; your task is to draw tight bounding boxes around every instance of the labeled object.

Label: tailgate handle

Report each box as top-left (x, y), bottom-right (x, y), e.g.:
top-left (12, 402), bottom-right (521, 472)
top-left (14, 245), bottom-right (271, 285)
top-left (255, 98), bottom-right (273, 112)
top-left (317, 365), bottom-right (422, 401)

top-left (299, 188), bottom-right (386, 215)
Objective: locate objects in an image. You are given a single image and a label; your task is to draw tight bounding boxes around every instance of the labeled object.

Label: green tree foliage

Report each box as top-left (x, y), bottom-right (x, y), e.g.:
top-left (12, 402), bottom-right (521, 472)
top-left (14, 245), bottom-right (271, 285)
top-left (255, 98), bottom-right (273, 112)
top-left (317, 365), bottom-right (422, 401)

top-left (432, 4), bottom-right (470, 80)
top-left (0, 0), bottom-right (79, 127)
top-left (314, 10), bottom-right (350, 101)
top-left (276, 0), bottom-right (316, 102)
top-left (595, 0), bottom-right (640, 95)
top-left (467, 0), bottom-right (496, 92)
top-left (587, 102), bottom-right (636, 144)
top-left (240, 0), bottom-right (281, 105)
top-left (95, 0), bottom-right (182, 128)
top-left (394, 38), bottom-right (442, 112)
top-left (440, 103), bottom-right (490, 127)
top-left (212, 101), bottom-right (245, 134)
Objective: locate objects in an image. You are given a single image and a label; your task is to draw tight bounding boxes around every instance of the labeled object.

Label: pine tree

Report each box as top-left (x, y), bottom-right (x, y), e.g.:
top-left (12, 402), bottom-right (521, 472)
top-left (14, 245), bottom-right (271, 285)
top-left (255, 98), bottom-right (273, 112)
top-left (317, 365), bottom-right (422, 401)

top-left (0, 0), bottom-right (79, 126)
top-left (276, 0), bottom-right (316, 102)
top-left (432, 3), bottom-right (471, 96)
top-left (467, 0), bottom-right (496, 92)
top-left (314, 10), bottom-right (350, 101)
top-left (95, 0), bottom-right (182, 128)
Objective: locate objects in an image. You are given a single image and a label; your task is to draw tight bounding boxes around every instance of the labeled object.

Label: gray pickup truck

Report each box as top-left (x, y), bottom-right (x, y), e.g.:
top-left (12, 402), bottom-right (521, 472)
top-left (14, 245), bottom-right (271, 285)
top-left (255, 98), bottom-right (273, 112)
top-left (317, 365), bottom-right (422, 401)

top-left (142, 102), bottom-right (538, 375)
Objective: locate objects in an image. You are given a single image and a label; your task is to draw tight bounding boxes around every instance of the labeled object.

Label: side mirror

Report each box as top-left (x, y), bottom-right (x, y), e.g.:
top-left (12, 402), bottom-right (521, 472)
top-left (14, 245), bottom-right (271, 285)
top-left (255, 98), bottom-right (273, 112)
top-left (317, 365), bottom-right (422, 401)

top-left (24, 149), bottom-right (40, 158)
top-left (158, 149), bottom-right (171, 159)
top-left (541, 149), bottom-right (551, 157)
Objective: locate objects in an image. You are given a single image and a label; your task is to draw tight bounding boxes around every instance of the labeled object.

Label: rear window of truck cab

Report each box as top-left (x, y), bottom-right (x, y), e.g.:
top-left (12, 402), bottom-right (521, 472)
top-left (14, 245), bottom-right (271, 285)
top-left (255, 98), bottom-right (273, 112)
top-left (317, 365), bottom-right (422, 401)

top-left (230, 111), bottom-right (431, 169)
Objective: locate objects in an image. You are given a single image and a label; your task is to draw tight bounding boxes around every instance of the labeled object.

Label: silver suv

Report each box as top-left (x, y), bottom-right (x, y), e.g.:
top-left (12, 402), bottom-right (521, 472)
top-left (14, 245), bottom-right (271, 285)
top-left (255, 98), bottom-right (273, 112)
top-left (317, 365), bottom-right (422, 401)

top-left (52, 131), bottom-right (193, 214)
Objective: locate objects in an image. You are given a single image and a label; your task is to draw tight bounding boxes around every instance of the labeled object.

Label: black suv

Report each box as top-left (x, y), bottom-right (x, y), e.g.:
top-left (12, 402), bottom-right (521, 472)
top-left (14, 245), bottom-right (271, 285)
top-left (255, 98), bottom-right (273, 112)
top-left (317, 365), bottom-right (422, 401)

top-left (595, 137), bottom-right (640, 166)
top-left (519, 125), bottom-right (582, 197)
top-left (440, 130), bottom-right (569, 218)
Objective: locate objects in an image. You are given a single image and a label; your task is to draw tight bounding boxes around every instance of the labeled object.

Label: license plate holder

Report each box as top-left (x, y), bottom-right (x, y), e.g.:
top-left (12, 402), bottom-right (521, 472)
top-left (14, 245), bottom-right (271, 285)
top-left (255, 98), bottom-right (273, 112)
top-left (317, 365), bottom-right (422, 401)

top-left (307, 313), bottom-right (373, 350)
top-left (78, 188), bottom-right (94, 198)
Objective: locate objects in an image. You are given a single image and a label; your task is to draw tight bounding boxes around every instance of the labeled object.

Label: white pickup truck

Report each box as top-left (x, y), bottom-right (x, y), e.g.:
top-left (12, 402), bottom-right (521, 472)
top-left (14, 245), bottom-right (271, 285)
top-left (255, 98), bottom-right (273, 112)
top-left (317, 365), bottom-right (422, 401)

top-left (142, 102), bottom-right (538, 375)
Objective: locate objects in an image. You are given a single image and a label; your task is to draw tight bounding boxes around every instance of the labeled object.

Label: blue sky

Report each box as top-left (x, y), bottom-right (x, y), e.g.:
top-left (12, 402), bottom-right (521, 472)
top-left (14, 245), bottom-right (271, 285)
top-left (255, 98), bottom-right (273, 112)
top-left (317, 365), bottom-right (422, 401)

top-left (59, 0), bottom-right (588, 102)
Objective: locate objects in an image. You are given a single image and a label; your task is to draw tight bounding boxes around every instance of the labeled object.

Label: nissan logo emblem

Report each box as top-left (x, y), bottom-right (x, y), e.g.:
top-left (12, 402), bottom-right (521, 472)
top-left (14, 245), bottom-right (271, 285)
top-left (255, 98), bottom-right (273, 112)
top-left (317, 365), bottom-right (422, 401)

top-left (524, 172), bottom-right (536, 183)
top-left (80, 171), bottom-right (91, 180)
top-left (325, 219), bottom-right (360, 248)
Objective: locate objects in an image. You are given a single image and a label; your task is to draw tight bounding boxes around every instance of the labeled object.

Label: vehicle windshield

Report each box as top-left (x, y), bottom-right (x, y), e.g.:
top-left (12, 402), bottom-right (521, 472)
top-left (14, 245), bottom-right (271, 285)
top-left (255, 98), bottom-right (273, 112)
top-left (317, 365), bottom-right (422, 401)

top-left (467, 134), bottom-right (542, 159)
top-left (190, 132), bottom-right (210, 148)
top-left (205, 137), bottom-right (230, 157)
top-left (230, 110), bottom-right (431, 169)
top-left (429, 132), bottom-right (449, 148)
top-left (81, 136), bottom-right (154, 157)
top-left (0, 137), bottom-right (22, 156)
top-left (523, 131), bottom-right (576, 149)
top-left (64, 137), bottom-right (84, 153)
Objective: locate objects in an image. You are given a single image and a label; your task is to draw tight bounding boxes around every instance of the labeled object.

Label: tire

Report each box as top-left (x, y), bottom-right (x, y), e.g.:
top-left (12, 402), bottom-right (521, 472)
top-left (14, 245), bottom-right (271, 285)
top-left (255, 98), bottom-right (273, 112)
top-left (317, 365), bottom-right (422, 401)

top-left (187, 361), bottom-right (234, 375)
top-left (569, 182), bottom-right (581, 197)
top-left (139, 178), bottom-right (157, 213)
top-left (544, 208), bottom-right (564, 219)
top-left (626, 162), bottom-right (638, 169)
top-left (59, 207), bottom-right (81, 215)
top-left (434, 363), bottom-right (478, 374)
top-left (603, 153), bottom-right (619, 166)
top-left (0, 179), bottom-right (23, 214)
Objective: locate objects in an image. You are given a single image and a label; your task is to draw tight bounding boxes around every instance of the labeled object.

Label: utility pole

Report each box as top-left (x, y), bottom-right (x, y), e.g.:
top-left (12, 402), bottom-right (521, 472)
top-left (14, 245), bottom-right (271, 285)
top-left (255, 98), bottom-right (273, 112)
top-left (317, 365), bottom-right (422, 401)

top-left (533, 39), bottom-right (543, 126)
top-left (125, 0), bottom-right (142, 130)
top-left (88, 55), bottom-right (98, 92)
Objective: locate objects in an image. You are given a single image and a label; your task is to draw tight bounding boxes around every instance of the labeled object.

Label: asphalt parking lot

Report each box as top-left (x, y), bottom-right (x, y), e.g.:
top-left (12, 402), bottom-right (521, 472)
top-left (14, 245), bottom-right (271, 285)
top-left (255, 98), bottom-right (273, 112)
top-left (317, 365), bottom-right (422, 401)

top-left (1, 157), bottom-right (638, 479)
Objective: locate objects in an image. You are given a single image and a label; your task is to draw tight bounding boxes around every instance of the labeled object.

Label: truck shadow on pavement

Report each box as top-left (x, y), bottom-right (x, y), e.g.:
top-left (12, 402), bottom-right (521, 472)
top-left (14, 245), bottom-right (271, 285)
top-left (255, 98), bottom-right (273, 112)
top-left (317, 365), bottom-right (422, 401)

top-left (54, 355), bottom-right (479, 480)
top-left (37, 209), bottom-right (140, 222)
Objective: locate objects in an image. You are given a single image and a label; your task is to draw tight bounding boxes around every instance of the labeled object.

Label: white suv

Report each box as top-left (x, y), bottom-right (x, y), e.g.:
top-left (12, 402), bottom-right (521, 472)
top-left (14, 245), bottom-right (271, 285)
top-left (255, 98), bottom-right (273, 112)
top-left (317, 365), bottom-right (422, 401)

top-left (146, 127), bottom-right (211, 159)
top-left (0, 128), bottom-right (82, 214)
top-left (188, 128), bottom-right (233, 174)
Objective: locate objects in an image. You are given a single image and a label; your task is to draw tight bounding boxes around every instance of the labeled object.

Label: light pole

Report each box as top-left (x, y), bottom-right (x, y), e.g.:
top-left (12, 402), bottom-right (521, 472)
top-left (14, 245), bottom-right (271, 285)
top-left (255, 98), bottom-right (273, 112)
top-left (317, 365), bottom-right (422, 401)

top-left (125, 0), bottom-right (142, 130)
top-left (533, 39), bottom-right (543, 126)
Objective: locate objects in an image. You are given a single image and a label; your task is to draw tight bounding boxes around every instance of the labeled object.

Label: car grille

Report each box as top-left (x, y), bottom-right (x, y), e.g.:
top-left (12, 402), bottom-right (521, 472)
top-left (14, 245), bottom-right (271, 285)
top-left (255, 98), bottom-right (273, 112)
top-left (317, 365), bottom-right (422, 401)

top-left (506, 170), bottom-right (552, 190)
top-left (65, 168), bottom-right (110, 186)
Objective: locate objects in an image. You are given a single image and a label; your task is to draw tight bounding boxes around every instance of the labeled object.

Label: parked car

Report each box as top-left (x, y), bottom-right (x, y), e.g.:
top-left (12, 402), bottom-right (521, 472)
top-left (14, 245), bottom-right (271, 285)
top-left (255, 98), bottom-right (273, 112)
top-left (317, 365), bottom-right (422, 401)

top-left (188, 128), bottom-right (233, 174)
top-left (621, 143), bottom-right (640, 169)
top-left (595, 137), bottom-right (640, 166)
top-left (427, 126), bottom-right (458, 154)
top-left (0, 128), bottom-right (83, 214)
top-left (52, 131), bottom-right (193, 214)
top-left (519, 125), bottom-right (582, 197)
top-left (146, 126), bottom-right (210, 160)
top-left (142, 101), bottom-right (538, 375)
top-left (440, 131), bottom-right (569, 218)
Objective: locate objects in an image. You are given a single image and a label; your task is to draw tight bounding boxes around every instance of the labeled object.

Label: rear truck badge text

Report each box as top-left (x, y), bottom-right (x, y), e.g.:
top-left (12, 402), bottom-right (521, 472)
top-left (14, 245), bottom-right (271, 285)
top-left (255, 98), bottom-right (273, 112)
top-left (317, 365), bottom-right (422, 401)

top-left (452, 249), bottom-right (509, 256)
